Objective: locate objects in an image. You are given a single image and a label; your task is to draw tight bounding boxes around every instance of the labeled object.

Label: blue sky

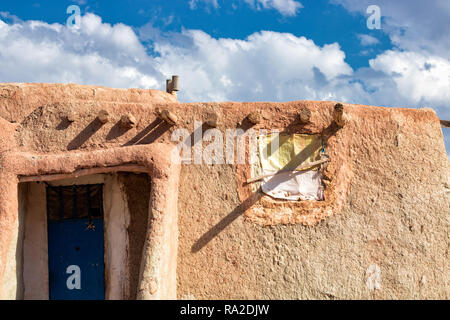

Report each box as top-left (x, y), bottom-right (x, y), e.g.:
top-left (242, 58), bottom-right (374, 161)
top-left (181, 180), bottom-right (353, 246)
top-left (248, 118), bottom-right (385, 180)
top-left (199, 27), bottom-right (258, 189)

top-left (0, 0), bottom-right (392, 68)
top-left (0, 0), bottom-right (449, 152)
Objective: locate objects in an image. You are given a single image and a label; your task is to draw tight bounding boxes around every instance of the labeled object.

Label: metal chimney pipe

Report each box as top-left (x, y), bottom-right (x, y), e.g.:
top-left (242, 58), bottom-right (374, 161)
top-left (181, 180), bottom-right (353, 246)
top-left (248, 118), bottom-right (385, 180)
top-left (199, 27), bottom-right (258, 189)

top-left (166, 75), bottom-right (179, 94)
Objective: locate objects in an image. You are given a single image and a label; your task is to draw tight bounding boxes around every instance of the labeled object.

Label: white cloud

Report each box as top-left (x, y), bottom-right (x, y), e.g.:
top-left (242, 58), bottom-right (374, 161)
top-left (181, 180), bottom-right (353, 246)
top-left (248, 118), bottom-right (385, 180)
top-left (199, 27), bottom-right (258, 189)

top-left (330, 0), bottom-right (450, 125)
top-left (0, 12), bottom-right (448, 120)
top-left (368, 51), bottom-right (450, 107)
top-left (331, 0), bottom-right (450, 58)
top-left (190, 0), bottom-right (302, 16)
top-left (189, 0), bottom-right (219, 10)
top-left (149, 28), bottom-right (450, 116)
top-left (357, 34), bottom-right (379, 46)
top-left (339, 50), bottom-right (450, 123)
top-left (152, 29), bottom-right (353, 102)
top-left (244, 0), bottom-right (303, 16)
top-left (0, 14), bottom-right (161, 89)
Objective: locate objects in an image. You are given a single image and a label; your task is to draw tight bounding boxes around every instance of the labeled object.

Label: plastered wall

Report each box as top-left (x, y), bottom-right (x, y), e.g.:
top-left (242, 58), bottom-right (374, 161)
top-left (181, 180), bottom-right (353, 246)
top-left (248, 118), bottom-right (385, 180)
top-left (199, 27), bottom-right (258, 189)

top-left (176, 109), bottom-right (449, 299)
top-left (0, 83), bottom-right (448, 299)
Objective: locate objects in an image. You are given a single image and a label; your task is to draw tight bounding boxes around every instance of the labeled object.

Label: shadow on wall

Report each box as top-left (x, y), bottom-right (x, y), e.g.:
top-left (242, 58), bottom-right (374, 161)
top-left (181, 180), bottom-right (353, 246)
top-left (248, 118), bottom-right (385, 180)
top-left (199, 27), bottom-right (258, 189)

top-left (191, 190), bottom-right (262, 253)
top-left (56, 118), bottom-right (72, 131)
top-left (105, 122), bottom-right (130, 142)
top-left (15, 183), bottom-right (27, 299)
top-left (68, 118), bottom-right (105, 150)
top-left (119, 173), bottom-right (151, 300)
top-left (123, 119), bottom-right (172, 146)
top-left (67, 117), bottom-right (174, 150)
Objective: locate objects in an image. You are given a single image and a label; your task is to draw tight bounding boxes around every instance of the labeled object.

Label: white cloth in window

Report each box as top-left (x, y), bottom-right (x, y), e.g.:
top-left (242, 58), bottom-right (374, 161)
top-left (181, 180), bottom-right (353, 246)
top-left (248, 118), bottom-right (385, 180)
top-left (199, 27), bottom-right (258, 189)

top-left (261, 170), bottom-right (324, 201)
top-left (256, 133), bottom-right (324, 201)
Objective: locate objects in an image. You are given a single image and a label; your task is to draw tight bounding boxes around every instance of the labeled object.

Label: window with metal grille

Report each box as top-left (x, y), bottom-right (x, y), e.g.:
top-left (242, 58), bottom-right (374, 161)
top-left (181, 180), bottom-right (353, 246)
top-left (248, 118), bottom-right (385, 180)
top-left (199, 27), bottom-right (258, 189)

top-left (46, 184), bottom-right (104, 221)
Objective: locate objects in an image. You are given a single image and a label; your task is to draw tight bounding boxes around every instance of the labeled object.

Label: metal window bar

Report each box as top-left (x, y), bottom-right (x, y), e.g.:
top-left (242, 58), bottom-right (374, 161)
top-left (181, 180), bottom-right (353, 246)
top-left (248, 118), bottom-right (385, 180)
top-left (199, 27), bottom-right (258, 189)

top-left (87, 184), bottom-right (91, 220)
top-left (72, 185), bottom-right (77, 219)
top-left (46, 184), bottom-right (104, 221)
top-left (99, 185), bottom-right (104, 217)
top-left (58, 186), bottom-right (63, 221)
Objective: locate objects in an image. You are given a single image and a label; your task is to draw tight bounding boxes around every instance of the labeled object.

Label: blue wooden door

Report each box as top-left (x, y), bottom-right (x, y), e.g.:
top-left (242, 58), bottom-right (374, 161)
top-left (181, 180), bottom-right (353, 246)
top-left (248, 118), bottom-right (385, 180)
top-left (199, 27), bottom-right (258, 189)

top-left (47, 184), bottom-right (105, 300)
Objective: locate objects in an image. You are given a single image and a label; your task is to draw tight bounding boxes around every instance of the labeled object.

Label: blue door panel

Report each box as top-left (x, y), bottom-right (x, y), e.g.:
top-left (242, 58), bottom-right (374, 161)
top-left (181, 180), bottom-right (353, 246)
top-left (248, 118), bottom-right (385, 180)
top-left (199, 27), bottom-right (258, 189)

top-left (48, 218), bottom-right (105, 300)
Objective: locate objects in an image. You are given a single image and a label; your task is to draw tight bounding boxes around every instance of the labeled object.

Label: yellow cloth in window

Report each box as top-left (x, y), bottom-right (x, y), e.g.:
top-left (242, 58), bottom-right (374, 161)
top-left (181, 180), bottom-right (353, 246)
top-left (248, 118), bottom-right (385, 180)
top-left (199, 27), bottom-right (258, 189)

top-left (258, 133), bottom-right (322, 171)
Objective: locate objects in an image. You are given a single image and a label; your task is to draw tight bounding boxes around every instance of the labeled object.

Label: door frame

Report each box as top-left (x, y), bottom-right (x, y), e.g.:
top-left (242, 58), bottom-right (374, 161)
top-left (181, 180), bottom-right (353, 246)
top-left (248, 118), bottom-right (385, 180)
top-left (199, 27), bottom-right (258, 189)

top-left (0, 144), bottom-right (180, 300)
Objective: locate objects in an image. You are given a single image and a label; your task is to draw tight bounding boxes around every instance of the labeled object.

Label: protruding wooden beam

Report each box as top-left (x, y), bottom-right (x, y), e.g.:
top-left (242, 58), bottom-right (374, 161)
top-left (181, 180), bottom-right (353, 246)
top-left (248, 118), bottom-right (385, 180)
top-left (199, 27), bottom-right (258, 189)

top-left (97, 109), bottom-right (109, 124)
top-left (246, 158), bottom-right (331, 184)
top-left (66, 111), bottom-right (77, 122)
top-left (333, 103), bottom-right (346, 127)
top-left (158, 109), bottom-right (177, 125)
top-left (120, 114), bottom-right (136, 129)
top-left (440, 120), bottom-right (450, 128)
top-left (247, 111), bottom-right (261, 125)
top-left (205, 111), bottom-right (219, 127)
top-left (299, 108), bottom-right (311, 124)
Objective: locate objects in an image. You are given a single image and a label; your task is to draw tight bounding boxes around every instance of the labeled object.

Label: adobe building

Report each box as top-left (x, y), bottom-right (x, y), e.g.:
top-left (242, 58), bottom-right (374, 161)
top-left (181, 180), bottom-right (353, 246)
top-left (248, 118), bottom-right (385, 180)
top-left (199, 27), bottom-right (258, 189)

top-left (0, 82), bottom-right (448, 300)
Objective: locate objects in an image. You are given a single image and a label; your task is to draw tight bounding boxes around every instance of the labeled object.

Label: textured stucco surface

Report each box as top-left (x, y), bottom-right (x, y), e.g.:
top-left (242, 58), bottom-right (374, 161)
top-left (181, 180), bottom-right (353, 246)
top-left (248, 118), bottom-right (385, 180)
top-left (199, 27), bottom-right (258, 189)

top-left (176, 105), bottom-right (449, 299)
top-left (176, 106), bottom-right (449, 299)
top-left (0, 83), bottom-right (448, 299)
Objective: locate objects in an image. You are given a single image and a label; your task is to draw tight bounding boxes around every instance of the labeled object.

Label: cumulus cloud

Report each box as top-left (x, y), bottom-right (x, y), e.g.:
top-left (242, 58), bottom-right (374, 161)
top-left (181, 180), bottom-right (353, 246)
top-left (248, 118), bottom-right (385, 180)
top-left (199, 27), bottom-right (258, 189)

top-left (152, 30), bottom-right (353, 102)
top-left (148, 27), bottom-right (450, 117)
top-left (368, 51), bottom-right (450, 108)
top-left (0, 11), bottom-right (449, 116)
top-left (346, 51), bottom-right (450, 120)
top-left (0, 13), bottom-right (162, 88)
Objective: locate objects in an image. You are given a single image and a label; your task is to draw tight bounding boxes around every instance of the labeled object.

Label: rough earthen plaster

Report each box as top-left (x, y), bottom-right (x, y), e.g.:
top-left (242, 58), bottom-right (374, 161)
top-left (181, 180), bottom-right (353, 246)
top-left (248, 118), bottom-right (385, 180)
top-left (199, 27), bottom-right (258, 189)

top-left (0, 83), bottom-right (448, 299)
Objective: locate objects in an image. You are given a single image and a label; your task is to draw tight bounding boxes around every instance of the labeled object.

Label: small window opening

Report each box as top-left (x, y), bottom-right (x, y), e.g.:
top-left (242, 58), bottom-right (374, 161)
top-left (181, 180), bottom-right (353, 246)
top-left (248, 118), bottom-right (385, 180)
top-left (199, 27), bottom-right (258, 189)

top-left (46, 184), bottom-right (104, 221)
top-left (251, 133), bottom-right (327, 201)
